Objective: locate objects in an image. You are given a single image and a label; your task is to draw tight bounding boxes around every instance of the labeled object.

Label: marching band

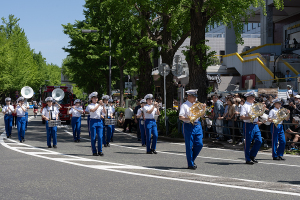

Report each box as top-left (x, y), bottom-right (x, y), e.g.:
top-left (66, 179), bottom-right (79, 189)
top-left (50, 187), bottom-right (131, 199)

top-left (1, 88), bottom-right (297, 170)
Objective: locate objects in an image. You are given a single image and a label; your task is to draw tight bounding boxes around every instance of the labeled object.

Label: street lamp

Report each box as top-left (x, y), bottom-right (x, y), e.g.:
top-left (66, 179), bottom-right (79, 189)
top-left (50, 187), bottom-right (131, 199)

top-left (81, 29), bottom-right (112, 97)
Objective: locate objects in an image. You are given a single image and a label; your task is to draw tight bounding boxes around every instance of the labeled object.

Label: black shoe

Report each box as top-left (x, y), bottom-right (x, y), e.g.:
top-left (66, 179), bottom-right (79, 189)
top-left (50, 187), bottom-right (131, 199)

top-left (142, 144), bottom-right (146, 147)
top-left (48, 146), bottom-right (52, 148)
top-left (74, 140), bottom-right (78, 143)
top-left (20, 140), bottom-right (23, 143)
top-left (138, 138), bottom-right (141, 141)
top-left (22, 139), bottom-right (25, 142)
top-left (194, 164), bottom-right (197, 168)
top-left (98, 152), bottom-right (104, 156)
top-left (7, 136), bottom-right (9, 138)
top-left (107, 143), bottom-right (110, 147)
top-left (111, 138), bottom-right (113, 142)
top-left (104, 144), bottom-right (107, 147)
top-left (246, 160), bottom-right (254, 165)
top-left (146, 151), bottom-right (153, 154)
top-left (188, 166), bottom-right (197, 170)
top-left (77, 139), bottom-right (80, 143)
top-left (250, 156), bottom-right (258, 163)
top-left (151, 149), bottom-right (157, 154)
top-left (279, 156), bottom-right (285, 161)
top-left (93, 153), bottom-right (99, 156)
top-left (53, 145), bottom-right (57, 148)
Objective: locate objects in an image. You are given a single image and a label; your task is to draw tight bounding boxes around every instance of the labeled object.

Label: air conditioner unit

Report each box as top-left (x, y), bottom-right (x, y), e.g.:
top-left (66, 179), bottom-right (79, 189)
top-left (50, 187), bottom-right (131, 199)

top-left (245, 79), bottom-right (253, 89)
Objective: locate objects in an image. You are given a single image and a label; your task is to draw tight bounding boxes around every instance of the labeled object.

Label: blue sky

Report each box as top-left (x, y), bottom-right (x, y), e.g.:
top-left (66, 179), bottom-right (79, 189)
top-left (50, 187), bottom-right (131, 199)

top-left (0, 0), bottom-right (86, 67)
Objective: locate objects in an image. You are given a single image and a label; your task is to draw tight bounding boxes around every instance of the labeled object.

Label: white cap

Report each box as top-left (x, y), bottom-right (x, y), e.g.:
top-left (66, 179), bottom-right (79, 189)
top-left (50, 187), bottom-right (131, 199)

top-left (45, 97), bottom-right (53, 102)
top-left (140, 99), bottom-right (146, 104)
top-left (74, 99), bottom-right (81, 104)
top-left (287, 85), bottom-right (292, 88)
top-left (102, 95), bottom-right (109, 100)
top-left (5, 97), bottom-right (11, 102)
top-left (17, 97), bottom-right (25, 102)
top-left (273, 98), bottom-right (281, 103)
top-left (244, 90), bottom-right (256, 97)
top-left (144, 94), bottom-right (153, 100)
top-left (89, 92), bottom-right (98, 100)
top-left (295, 95), bottom-right (300, 99)
top-left (186, 89), bottom-right (198, 97)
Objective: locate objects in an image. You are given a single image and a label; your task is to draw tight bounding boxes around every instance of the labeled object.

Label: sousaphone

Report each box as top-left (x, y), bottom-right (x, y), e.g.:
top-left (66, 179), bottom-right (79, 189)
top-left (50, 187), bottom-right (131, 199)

top-left (21, 86), bottom-right (34, 99)
top-left (52, 88), bottom-right (65, 101)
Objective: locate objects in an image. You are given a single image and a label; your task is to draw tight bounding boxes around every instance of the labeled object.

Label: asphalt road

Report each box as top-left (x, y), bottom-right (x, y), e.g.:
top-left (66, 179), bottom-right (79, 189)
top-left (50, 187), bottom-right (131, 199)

top-left (1, 111), bottom-right (300, 200)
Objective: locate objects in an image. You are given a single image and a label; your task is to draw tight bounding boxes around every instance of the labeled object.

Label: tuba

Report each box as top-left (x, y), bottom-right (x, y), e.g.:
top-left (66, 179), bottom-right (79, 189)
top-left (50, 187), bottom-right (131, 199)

top-left (249, 103), bottom-right (266, 123)
top-left (21, 86), bottom-right (34, 99)
top-left (188, 102), bottom-right (206, 125)
top-left (273, 108), bottom-right (289, 128)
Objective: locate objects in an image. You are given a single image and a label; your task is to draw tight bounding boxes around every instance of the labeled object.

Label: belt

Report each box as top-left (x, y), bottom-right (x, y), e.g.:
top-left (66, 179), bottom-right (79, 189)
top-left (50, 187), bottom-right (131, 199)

top-left (5, 114), bottom-right (12, 116)
top-left (90, 118), bottom-right (101, 120)
top-left (185, 122), bottom-right (199, 125)
top-left (145, 118), bottom-right (154, 120)
top-left (17, 115), bottom-right (25, 117)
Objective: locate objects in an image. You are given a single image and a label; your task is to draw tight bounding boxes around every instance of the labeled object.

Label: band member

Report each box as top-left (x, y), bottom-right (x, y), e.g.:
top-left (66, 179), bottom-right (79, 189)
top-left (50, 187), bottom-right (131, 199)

top-left (68, 99), bottom-right (83, 142)
top-left (33, 101), bottom-right (39, 118)
top-left (143, 94), bottom-right (160, 154)
top-left (85, 99), bottom-right (92, 138)
top-left (86, 92), bottom-right (106, 156)
top-left (179, 89), bottom-right (204, 170)
top-left (137, 99), bottom-right (146, 147)
top-left (108, 99), bottom-right (115, 142)
top-left (24, 100), bottom-right (29, 131)
top-left (240, 90), bottom-right (263, 164)
top-left (41, 97), bottom-right (59, 148)
top-left (14, 97), bottom-right (27, 143)
top-left (268, 98), bottom-right (289, 160)
top-left (102, 95), bottom-right (111, 147)
top-left (2, 97), bottom-right (14, 138)
top-left (53, 99), bottom-right (62, 109)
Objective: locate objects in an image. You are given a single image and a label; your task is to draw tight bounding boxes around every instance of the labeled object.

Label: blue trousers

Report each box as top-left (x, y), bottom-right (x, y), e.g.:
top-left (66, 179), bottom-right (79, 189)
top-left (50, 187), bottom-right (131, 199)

top-left (243, 123), bottom-right (262, 162)
top-left (25, 112), bottom-right (28, 130)
top-left (17, 117), bottom-right (26, 142)
top-left (139, 119), bottom-right (146, 145)
top-left (270, 123), bottom-right (286, 158)
top-left (4, 115), bottom-right (13, 137)
top-left (72, 117), bottom-right (81, 141)
top-left (104, 119), bottom-right (113, 144)
top-left (45, 121), bottom-right (57, 146)
top-left (145, 119), bottom-right (158, 152)
top-left (87, 115), bottom-right (90, 137)
top-left (90, 119), bottom-right (103, 154)
top-left (112, 124), bottom-right (115, 139)
top-left (183, 123), bottom-right (203, 167)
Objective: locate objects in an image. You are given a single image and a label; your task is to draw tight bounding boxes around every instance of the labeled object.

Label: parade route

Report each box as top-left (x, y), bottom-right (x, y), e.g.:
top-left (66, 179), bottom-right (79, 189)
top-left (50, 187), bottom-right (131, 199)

top-left (1, 113), bottom-right (300, 199)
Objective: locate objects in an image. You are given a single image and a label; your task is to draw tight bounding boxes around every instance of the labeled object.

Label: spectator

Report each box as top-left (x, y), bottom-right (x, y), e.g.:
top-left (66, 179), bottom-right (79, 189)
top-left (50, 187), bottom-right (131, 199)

top-left (212, 94), bottom-right (224, 138)
top-left (123, 105), bottom-right (133, 132)
top-left (286, 116), bottom-right (300, 150)
top-left (225, 98), bottom-right (236, 143)
top-left (285, 70), bottom-right (292, 82)
top-left (134, 100), bottom-right (141, 141)
top-left (293, 38), bottom-right (298, 48)
top-left (286, 85), bottom-right (296, 99)
top-left (118, 113), bottom-right (125, 127)
top-left (285, 38), bottom-right (289, 48)
top-left (234, 98), bottom-right (243, 144)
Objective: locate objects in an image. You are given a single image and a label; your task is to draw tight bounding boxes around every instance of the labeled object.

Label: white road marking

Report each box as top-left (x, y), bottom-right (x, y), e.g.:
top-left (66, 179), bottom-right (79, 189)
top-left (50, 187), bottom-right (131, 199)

top-left (2, 132), bottom-right (300, 197)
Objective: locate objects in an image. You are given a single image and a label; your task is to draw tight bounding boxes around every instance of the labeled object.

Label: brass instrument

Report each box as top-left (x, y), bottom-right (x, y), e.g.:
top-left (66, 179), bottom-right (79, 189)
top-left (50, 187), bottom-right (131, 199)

top-left (273, 108), bottom-right (289, 128)
top-left (249, 103), bottom-right (266, 123)
top-left (188, 102), bottom-right (206, 125)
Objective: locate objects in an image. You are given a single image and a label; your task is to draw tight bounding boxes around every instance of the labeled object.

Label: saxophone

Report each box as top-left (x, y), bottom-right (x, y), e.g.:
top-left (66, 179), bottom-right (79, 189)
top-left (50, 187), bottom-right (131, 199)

top-left (188, 102), bottom-right (206, 125)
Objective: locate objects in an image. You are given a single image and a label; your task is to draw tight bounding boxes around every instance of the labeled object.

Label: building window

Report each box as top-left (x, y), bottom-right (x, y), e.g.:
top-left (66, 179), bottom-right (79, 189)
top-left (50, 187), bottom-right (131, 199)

top-left (247, 23), bottom-right (251, 31)
top-left (252, 23), bottom-right (256, 29)
top-left (258, 23), bottom-right (261, 27)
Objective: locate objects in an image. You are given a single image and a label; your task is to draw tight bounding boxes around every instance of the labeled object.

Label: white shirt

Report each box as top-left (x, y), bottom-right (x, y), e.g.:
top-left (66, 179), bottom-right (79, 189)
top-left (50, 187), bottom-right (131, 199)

top-left (69, 107), bottom-right (83, 118)
top-left (2, 105), bottom-right (14, 115)
top-left (16, 105), bottom-right (27, 116)
top-left (143, 104), bottom-right (157, 119)
top-left (85, 105), bottom-right (90, 115)
top-left (268, 107), bottom-right (282, 125)
top-left (103, 105), bottom-right (115, 117)
top-left (137, 108), bottom-right (144, 119)
top-left (179, 100), bottom-right (199, 123)
top-left (25, 102), bottom-right (29, 113)
top-left (86, 103), bottom-right (105, 119)
top-left (240, 101), bottom-right (258, 123)
top-left (42, 106), bottom-right (59, 120)
top-left (124, 108), bottom-right (133, 119)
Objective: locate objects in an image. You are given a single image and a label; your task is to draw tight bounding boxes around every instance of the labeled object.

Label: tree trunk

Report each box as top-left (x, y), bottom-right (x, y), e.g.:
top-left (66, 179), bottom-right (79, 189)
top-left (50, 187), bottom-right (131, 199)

top-left (160, 55), bottom-right (174, 109)
top-left (119, 65), bottom-right (124, 108)
top-left (187, 5), bottom-right (208, 103)
top-left (138, 48), bottom-right (153, 99)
